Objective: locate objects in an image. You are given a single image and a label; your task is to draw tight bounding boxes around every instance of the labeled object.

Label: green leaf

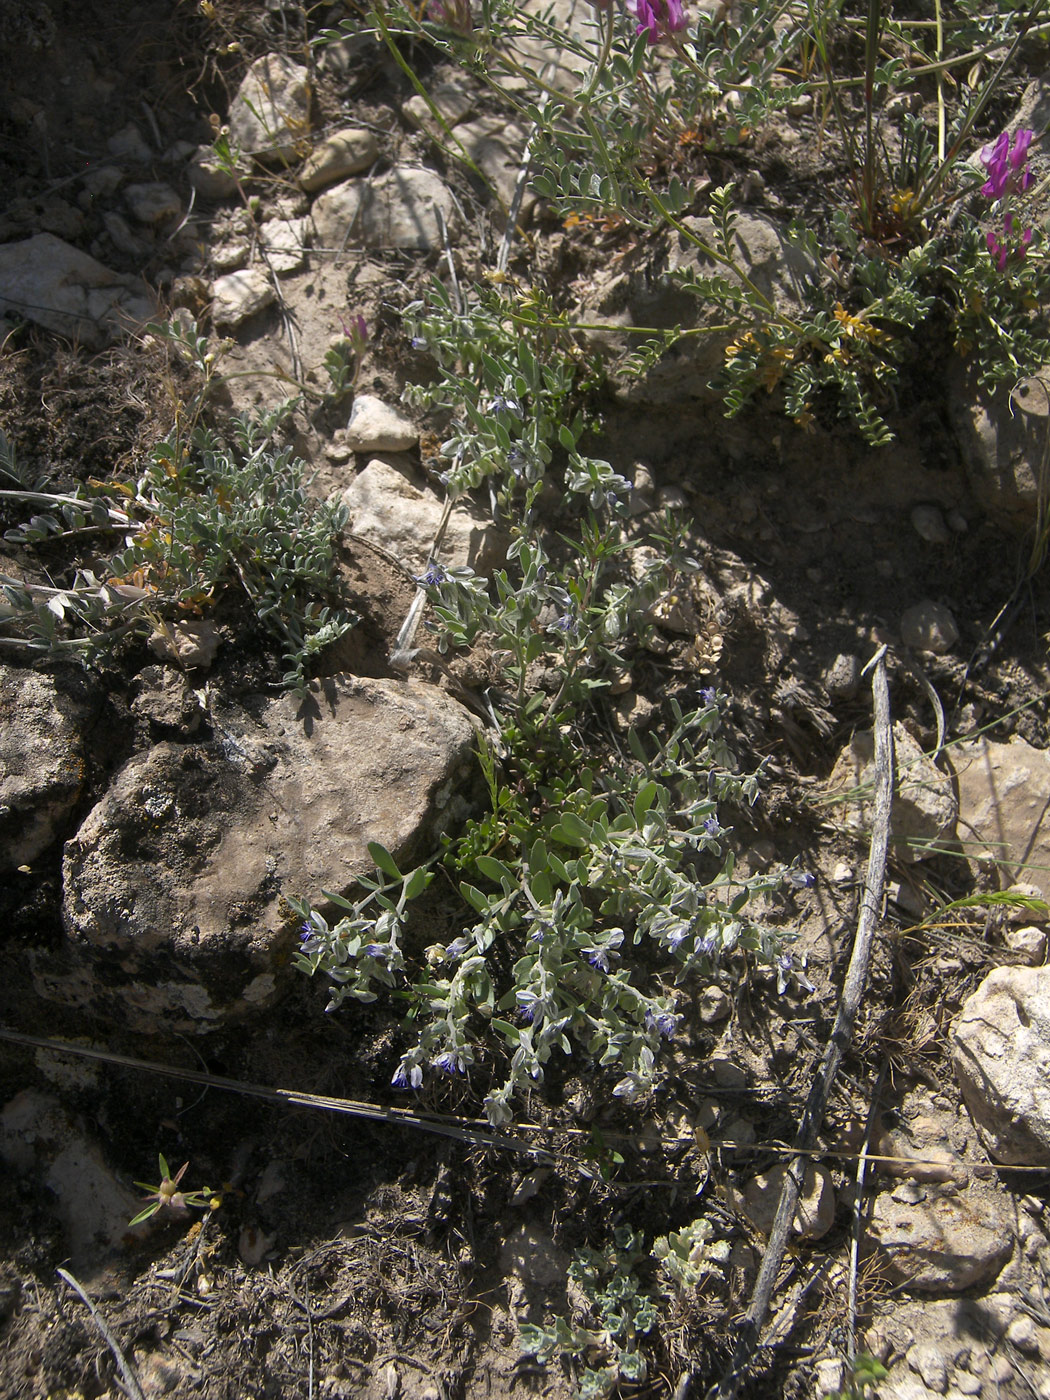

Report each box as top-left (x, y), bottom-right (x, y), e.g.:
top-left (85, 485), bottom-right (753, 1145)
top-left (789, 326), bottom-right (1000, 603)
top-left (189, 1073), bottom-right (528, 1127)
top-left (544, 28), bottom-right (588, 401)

top-left (319, 888), bottom-right (355, 910)
top-left (368, 842), bottom-right (402, 879)
top-left (633, 780), bottom-right (658, 825)
top-left (403, 866), bottom-right (432, 901)
top-left (492, 1018), bottom-right (520, 1043)
top-left (461, 881), bottom-right (493, 914)
top-left (476, 854), bottom-right (516, 886)
top-left (552, 811), bottom-right (592, 847)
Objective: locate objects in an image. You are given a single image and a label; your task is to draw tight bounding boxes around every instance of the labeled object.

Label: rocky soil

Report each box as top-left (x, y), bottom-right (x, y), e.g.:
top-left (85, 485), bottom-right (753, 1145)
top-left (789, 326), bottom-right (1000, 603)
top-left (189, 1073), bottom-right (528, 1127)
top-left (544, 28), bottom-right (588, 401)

top-left (0, 2), bottom-right (1049, 1399)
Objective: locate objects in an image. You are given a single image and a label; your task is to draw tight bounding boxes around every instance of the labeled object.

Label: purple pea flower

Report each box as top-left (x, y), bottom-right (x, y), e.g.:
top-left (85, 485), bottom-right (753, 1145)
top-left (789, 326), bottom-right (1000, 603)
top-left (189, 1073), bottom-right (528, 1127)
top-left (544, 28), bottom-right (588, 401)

top-left (645, 1008), bottom-right (679, 1038)
top-left (584, 946), bottom-right (611, 971)
top-left (666, 923), bottom-right (690, 950)
top-left (339, 313), bottom-right (368, 345)
top-left (785, 868), bottom-right (816, 890)
top-left (428, 0), bottom-right (473, 32)
top-left (627, 0), bottom-right (688, 43)
top-left (979, 128), bottom-right (1036, 271)
top-left (434, 1050), bottom-right (465, 1075)
top-left (980, 129), bottom-right (1034, 200)
top-left (391, 1063), bottom-right (423, 1089)
top-left (416, 562), bottom-right (447, 587)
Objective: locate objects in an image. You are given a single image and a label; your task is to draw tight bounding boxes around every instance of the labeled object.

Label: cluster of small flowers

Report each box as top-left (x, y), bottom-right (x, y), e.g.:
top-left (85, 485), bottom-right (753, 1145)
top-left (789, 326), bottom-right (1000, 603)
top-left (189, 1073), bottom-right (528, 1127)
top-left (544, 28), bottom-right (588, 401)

top-left (979, 129), bottom-right (1035, 272)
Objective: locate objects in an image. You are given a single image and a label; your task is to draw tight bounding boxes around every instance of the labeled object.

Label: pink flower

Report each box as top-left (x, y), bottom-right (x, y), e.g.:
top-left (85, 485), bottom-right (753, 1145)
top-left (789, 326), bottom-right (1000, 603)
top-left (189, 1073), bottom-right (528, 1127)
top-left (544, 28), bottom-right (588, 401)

top-left (626, 0), bottom-right (687, 43)
top-left (980, 128), bottom-right (1035, 200)
top-left (428, 0), bottom-right (472, 32)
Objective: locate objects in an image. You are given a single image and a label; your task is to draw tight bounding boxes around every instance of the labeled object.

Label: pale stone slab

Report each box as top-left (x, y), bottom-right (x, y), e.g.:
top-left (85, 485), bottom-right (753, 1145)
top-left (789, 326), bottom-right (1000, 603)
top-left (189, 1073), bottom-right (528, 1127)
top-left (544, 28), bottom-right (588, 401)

top-left (311, 167), bottom-right (459, 250)
top-left (299, 128), bottom-right (378, 192)
top-left (55, 677), bottom-right (474, 1030)
top-left (228, 52), bottom-right (310, 164)
top-left (0, 233), bottom-right (154, 346)
top-left (953, 965), bottom-right (1050, 1166)
top-left (950, 734), bottom-right (1050, 898)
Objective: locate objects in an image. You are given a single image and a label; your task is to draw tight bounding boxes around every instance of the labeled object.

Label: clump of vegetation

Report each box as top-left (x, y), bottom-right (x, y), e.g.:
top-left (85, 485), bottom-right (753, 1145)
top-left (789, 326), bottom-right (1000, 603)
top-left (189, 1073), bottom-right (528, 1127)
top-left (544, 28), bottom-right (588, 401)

top-left (0, 318), bottom-right (354, 691)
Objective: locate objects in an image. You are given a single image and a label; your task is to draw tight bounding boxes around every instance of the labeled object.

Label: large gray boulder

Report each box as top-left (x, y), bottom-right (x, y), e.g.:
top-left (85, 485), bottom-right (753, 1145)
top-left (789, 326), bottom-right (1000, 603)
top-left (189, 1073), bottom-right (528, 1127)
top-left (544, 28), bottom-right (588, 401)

top-left (826, 723), bottom-right (957, 863)
top-left (950, 734), bottom-right (1050, 900)
top-left (947, 362), bottom-right (1050, 528)
top-left (52, 676), bottom-right (475, 1031)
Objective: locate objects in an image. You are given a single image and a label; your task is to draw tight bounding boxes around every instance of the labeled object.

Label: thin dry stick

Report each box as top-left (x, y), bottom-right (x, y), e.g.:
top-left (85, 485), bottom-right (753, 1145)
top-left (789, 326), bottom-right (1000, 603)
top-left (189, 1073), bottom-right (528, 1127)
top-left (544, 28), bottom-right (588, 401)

top-left (57, 1267), bottom-right (147, 1400)
top-left (0, 1026), bottom-right (548, 1160)
top-left (701, 646), bottom-right (896, 1400)
top-left (3, 1027), bottom-right (1043, 1176)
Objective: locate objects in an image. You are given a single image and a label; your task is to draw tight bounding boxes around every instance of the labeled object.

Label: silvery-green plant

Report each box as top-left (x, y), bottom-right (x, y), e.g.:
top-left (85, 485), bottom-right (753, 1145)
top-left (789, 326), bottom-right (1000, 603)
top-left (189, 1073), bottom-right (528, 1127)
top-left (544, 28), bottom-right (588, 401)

top-left (292, 690), bottom-right (807, 1125)
top-left (1, 324), bottom-right (355, 691)
top-left (520, 1217), bottom-right (733, 1398)
top-left (519, 1227), bottom-right (659, 1400)
top-left (652, 1216), bottom-right (731, 1294)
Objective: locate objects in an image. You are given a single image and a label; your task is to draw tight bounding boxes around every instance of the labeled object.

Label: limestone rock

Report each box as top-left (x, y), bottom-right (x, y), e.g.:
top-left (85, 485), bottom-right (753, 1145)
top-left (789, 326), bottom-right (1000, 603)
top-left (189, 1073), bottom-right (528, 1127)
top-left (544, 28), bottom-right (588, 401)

top-left (910, 504), bottom-right (950, 544)
top-left (952, 965), bottom-right (1050, 1166)
top-left (0, 233), bottom-right (154, 346)
top-left (311, 167), bottom-right (459, 251)
top-left (124, 181), bottom-right (181, 224)
top-left (188, 142), bottom-right (240, 199)
top-left (866, 1180), bottom-right (1014, 1291)
top-left (494, 0), bottom-right (597, 95)
top-left (947, 361), bottom-right (1050, 527)
top-left (0, 667), bottom-right (96, 873)
top-left (866, 1297), bottom-right (1031, 1400)
top-left (102, 211), bottom-right (147, 257)
top-left (228, 52), bottom-right (311, 164)
top-left (725, 1163), bottom-right (835, 1240)
top-left (1004, 925), bottom-right (1047, 964)
top-left (827, 724), bottom-right (957, 863)
top-left (403, 83), bottom-right (474, 138)
top-left (595, 212), bottom-right (820, 405)
top-left (54, 676), bottom-right (475, 1031)
top-left (900, 599), bottom-right (959, 654)
top-left (950, 735), bottom-right (1050, 899)
top-left (107, 123), bottom-right (152, 164)
top-left (259, 215), bottom-right (309, 275)
top-left (345, 395), bottom-right (418, 453)
top-left (299, 128), bottom-right (378, 192)
top-left (454, 114), bottom-right (535, 220)
top-left (823, 652), bottom-right (861, 701)
top-left (147, 619), bottom-right (221, 669)
top-left (340, 455), bottom-right (508, 575)
top-left (0, 1090), bottom-right (146, 1270)
top-left (211, 268), bottom-right (275, 330)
